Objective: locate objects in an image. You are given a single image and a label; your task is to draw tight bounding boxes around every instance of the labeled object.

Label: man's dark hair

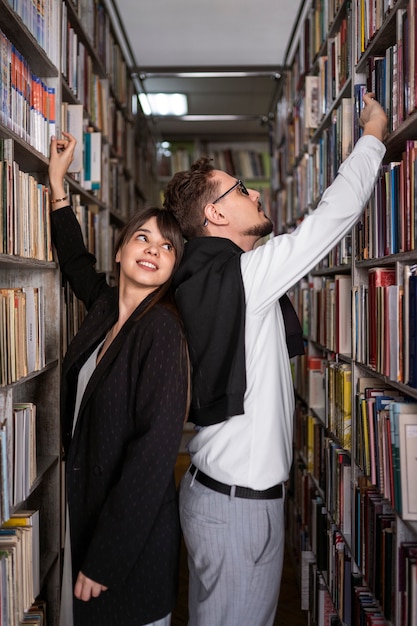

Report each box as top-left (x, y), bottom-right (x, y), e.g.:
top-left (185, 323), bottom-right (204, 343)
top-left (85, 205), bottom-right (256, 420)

top-left (163, 157), bottom-right (220, 240)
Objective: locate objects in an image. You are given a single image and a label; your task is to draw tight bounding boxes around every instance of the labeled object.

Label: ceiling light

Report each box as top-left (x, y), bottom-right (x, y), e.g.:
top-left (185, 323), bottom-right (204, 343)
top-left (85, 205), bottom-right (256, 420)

top-left (136, 70), bottom-right (281, 80)
top-left (151, 115), bottom-right (263, 122)
top-left (139, 93), bottom-right (188, 116)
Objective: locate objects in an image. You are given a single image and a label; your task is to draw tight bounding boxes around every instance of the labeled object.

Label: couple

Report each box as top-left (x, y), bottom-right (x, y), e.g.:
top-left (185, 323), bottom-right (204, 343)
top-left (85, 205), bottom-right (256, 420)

top-left (51, 92), bottom-right (387, 626)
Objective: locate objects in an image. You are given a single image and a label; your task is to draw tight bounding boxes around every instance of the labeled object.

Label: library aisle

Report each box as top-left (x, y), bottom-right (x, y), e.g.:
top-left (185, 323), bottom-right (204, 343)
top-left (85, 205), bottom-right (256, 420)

top-left (172, 453), bottom-right (307, 626)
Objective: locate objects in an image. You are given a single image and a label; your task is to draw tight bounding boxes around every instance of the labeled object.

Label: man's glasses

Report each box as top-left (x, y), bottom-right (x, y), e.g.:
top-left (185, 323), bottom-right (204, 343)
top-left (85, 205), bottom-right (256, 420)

top-left (212, 179), bottom-right (249, 204)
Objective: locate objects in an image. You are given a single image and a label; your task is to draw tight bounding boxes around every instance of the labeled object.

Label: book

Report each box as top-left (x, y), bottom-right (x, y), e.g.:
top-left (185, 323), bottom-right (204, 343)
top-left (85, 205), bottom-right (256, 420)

top-left (61, 102), bottom-right (84, 173)
top-left (368, 268), bottom-right (396, 370)
top-left (387, 284), bottom-right (400, 380)
top-left (398, 409), bottom-right (417, 520)
top-left (335, 274), bottom-right (351, 355)
top-left (83, 131), bottom-right (102, 191)
top-left (3, 510), bottom-right (40, 598)
top-left (308, 355), bottom-right (326, 409)
top-left (22, 287), bottom-right (39, 374)
top-left (389, 402), bottom-right (417, 516)
top-left (300, 550), bottom-right (316, 610)
top-left (305, 75), bottom-right (320, 129)
top-left (0, 426), bottom-right (10, 524)
top-left (398, 541), bottom-right (417, 626)
top-left (380, 526), bottom-right (394, 620)
top-left (13, 403), bottom-right (37, 503)
top-left (408, 272), bottom-right (417, 387)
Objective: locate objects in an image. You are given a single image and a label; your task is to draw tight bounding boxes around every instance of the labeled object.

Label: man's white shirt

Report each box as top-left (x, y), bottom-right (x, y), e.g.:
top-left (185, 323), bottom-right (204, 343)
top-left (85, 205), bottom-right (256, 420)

top-left (188, 135), bottom-right (386, 490)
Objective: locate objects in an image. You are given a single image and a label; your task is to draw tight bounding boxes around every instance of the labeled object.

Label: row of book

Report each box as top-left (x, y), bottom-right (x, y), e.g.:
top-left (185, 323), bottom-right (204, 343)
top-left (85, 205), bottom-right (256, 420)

top-left (61, 277), bottom-right (86, 356)
top-left (288, 48), bottom-right (416, 235)
top-left (62, 100), bottom-right (139, 209)
top-left (1, 32), bottom-right (137, 210)
top-left (275, 97), bottom-right (354, 227)
top-left (307, 274), bottom-right (352, 356)
top-left (293, 264), bottom-right (417, 390)
top-left (157, 146), bottom-right (192, 178)
top-left (1, 130), bottom-right (130, 269)
top-left (0, 28), bottom-right (56, 157)
top-left (61, 105), bottom-right (102, 190)
top-left (310, 10), bottom-right (351, 125)
top-left (207, 147), bottom-right (270, 180)
top-left (61, 0), bottom-right (131, 109)
top-left (281, 0), bottom-right (351, 121)
top-left (5, 0), bottom-right (60, 68)
top-left (354, 380), bottom-right (417, 521)
top-left (355, 139), bottom-right (417, 260)
top-left (1, 510), bottom-right (42, 625)
top-left (61, 9), bottom-right (110, 135)
top-left (325, 442), bottom-right (352, 539)
top-left (354, 478), bottom-right (417, 625)
top-left (278, 78), bottom-right (392, 229)
top-left (0, 287), bottom-right (46, 386)
top-left (326, 362), bottom-right (352, 452)
top-left (297, 366), bottom-right (417, 523)
top-left (354, 0), bottom-right (400, 60)
top-left (297, 478), bottom-right (416, 625)
top-left (1, 140), bottom-right (53, 261)
top-left (296, 409), bottom-right (351, 538)
top-left (106, 20), bottom-right (130, 108)
top-left (356, 0), bottom-right (417, 125)
top-left (71, 194), bottom-right (114, 271)
top-left (67, 0), bottom-right (106, 62)
top-left (61, 7), bottom-right (137, 168)
top-left (158, 144), bottom-right (271, 181)
top-left (315, 233), bottom-right (352, 270)
top-left (63, 9), bottom-right (134, 143)
top-left (284, 0), bottom-right (415, 153)
top-left (60, 192), bottom-right (126, 353)
top-left (62, 102), bottom-right (141, 219)
top-left (352, 265), bottom-right (417, 387)
top-left (107, 158), bottom-right (138, 221)
top-left (299, 491), bottom-right (356, 624)
top-left (293, 273), bottom-right (351, 355)
top-left (277, 1), bottom-right (417, 226)
top-left (0, 402), bottom-right (37, 524)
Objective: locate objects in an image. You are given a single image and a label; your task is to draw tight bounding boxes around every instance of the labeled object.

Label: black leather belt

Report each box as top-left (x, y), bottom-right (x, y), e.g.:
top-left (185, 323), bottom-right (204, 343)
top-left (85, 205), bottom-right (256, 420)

top-left (189, 464), bottom-right (283, 500)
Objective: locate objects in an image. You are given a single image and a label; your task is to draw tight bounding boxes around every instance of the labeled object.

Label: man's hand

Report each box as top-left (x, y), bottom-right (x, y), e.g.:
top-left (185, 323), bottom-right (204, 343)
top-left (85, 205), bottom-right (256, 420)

top-left (359, 92), bottom-right (388, 142)
top-left (74, 571), bottom-right (108, 602)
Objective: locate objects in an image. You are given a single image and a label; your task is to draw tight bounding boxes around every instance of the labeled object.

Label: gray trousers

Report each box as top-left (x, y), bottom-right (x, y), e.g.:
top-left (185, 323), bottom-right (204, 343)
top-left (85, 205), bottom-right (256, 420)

top-left (179, 468), bottom-right (285, 626)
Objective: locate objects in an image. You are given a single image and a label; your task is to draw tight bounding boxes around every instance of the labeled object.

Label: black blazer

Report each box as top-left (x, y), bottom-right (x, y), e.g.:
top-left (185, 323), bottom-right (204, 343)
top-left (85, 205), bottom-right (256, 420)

top-left (51, 207), bottom-right (188, 625)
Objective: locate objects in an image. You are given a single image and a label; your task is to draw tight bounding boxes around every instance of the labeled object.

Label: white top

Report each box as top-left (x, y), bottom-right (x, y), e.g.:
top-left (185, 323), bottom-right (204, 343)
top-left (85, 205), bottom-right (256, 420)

top-left (188, 135), bottom-right (386, 490)
top-left (60, 341), bottom-right (104, 626)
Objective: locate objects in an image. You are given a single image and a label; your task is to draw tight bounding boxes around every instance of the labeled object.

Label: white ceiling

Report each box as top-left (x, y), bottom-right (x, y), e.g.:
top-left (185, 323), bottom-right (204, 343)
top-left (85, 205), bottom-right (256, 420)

top-left (111, 0), bottom-right (304, 143)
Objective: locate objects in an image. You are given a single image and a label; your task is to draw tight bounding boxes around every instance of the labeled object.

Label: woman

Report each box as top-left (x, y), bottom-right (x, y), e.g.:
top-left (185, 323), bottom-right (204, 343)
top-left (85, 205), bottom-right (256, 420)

top-left (49, 133), bottom-right (189, 626)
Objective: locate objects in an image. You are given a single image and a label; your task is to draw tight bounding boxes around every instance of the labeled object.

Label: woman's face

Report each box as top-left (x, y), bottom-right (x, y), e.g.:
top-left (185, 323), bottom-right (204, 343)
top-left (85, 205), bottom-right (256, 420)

top-left (115, 216), bottom-right (177, 293)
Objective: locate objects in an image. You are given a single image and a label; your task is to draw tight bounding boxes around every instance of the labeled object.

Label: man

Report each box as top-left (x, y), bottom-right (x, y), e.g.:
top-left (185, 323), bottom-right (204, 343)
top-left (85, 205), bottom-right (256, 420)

top-left (163, 93), bottom-right (387, 626)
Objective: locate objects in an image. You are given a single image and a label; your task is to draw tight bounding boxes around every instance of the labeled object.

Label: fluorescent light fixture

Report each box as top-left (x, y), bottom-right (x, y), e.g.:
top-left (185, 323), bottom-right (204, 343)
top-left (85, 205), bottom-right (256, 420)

top-left (139, 93), bottom-right (188, 116)
top-left (151, 115), bottom-right (264, 122)
top-left (138, 71), bottom-right (281, 80)
top-left (172, 115), bottom-right (255, 121)
top-left (139, 93), bottom-right (152, 115)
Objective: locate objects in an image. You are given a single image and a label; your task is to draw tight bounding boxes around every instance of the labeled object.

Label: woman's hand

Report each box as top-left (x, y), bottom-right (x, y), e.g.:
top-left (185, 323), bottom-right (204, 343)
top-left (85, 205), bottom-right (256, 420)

top-left (74, 570), bottom-right (108, 602)
top-left (48, 132), bottom-right (77, 207)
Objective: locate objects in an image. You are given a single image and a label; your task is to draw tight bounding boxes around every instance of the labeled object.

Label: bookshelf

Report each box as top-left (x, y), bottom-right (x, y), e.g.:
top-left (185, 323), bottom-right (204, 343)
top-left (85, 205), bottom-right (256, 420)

top-left (275, 0), bottom-right (417, 624)
top-left (0, 0), bottom-right (158, 622)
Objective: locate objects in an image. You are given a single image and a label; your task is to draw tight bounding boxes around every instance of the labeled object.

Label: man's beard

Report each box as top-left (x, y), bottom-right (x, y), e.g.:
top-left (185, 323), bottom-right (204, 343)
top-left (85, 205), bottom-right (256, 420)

top-left (243, 215), bottom-right (274, 238)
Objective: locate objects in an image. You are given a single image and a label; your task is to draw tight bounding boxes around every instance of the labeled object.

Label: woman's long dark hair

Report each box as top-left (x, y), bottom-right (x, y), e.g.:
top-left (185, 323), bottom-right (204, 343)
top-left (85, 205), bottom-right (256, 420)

top-left (114, 207), bottom-right (191, 420)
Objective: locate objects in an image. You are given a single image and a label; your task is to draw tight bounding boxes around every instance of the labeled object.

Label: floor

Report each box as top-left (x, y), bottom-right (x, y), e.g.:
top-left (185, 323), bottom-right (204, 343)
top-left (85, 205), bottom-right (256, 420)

top-left (172, 453), bottom-right (308, 626)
